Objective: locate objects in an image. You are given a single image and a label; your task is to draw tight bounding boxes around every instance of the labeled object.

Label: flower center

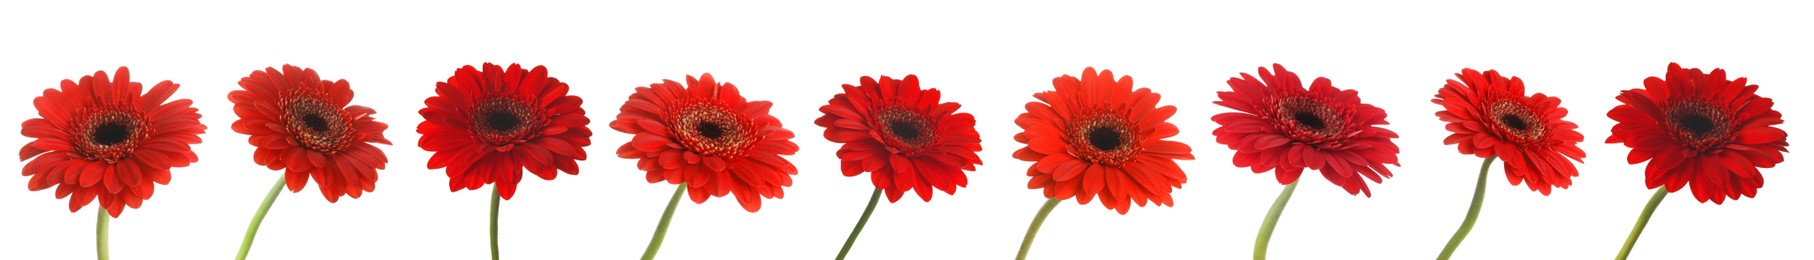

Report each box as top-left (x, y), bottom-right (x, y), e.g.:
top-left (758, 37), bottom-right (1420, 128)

top-left (283, 98), bottom-right (353, 153)
top-left (874, 108), bottom-right (934, 152)
top-left (671, 104), bottom-right (754, 157)
top-left (1487, 101), bottom-right (1545, 143)
top-left (1666, 101), bottom-right (1732, 151)
top-left (1273, 97), bottom-right (1344, 141)
top-left (74, 110), bottom-right (146, 163)
top-left (1068, 115), bottom-right (1138, 165)
top-left (471, 99), bottom-right (543, 145)
top-left (92, 122), bottom-right (130, 145)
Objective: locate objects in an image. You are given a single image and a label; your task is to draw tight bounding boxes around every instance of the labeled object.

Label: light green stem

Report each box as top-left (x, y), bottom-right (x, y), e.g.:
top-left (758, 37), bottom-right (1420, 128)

top-left (1254, 181), bottom-right (1299, 260)
top-left (836, 189), bottom-right (883, 260)
top-left (1437, 156), bottom-right (1497, 260)
top-left (490, 186), bottom-right (502, 260)
top-left (97, 207), bottom-right (109, 260)
top-left (236, 177), bottom-right (287, 260)
top-left (1015, 198), bottom-right (1062, 260)
top-left (641, 185), bottom-right (687, 260)
top-left (1616, 188), bottom-right (1670, 260)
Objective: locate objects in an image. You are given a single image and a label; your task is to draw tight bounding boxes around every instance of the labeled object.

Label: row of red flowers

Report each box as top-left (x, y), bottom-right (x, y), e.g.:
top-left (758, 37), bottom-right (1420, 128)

top-left (17, 63), bottom-right (1786, 260)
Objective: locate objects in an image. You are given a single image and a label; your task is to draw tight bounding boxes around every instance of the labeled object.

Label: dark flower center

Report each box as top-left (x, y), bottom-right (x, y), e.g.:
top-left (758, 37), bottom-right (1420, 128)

top-left (1498, 114), bottom-right (1529, 131)
top-left (1068, 115), bottom-right (1138, 165)
top-left (1487, 101), bottom-right (1546, 143)
top-left (696, 121), bottom-right (725, 139)
top-left (1665, 101), bottom-right (1732, 151)
top-left (75, 110), bottom-right (145, 162)
top-left (284, 98), bottom-right (353, 152)
top-left (486, 110), bottom-right (522, 132)
top-left (1291, 112), bottom-right (1327, 130)
top-left (92, 122), bottom-right (130, 145)
top-left (1273, 97), bottom-right (1344, 140)
top-left (1675, 114), bottom-right (1715, 135)
top-left (470, 99), bottom-right (544, 146)
top-left (873, 108), bottom-right (934, 151)
top-left (1087, 126), bottom-right (1122, 151)
top-left (672, 104), bottom-right (754, 157)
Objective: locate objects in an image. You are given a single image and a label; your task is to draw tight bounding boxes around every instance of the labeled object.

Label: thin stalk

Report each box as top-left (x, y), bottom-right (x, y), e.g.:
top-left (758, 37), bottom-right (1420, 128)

top-left (97, 208), bottom-right (109, 260)
top-left (236, 177), bottom-right (288, 260)
top-left (835, 189), bottom-right (883, 260)
top-left (1616, 188), bottom-right (1670, 260)
top-left (1437, 156), bottom-right (1497, 260)
top-left (1015, 198), bottom-right (1062, 260)
top-left (1254, 181), bottom-right (1299, 260)
top-left (641, 185), bottom-right (687, 260)
top-left (490, 186), bottom-right (501, 260)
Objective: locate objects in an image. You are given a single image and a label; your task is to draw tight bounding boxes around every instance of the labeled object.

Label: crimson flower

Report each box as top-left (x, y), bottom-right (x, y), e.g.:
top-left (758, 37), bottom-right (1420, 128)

top-left (612, 73), bottom-right (800, 212)
top-left (1212, 64), bottom-right (1399, 196)
top-left (1433, 68), bottom-right (1586, 194)
top-left (1013, 67), bottom-right (1193, 214)
top-left (816, 75), bottom-right (982, 202)
top-left (20, 67), bottom-right (205, 217)
top-left (1608, 63), bottom-right (1788, 204)
top-left (418, 63), bottom-right (591, 199)
top-left (230, 65), bottom-right (390, 202)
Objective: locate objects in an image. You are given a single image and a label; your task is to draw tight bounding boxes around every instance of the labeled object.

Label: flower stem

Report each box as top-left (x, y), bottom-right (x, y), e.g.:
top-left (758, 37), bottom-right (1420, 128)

top-left (836, 189), bottom-right (883, 260)
top-left (236, 177), bottom-right (287, 260)
top-left (1437, 156), bottom-right (1497, 260)
top-left (97, 207), bottom-right (109, 260)
top-left (1254, 180), bottom-right (1299, 260)
top-left (1616, 188), bottom-right (1670, 260)
top-left (641, 185), bottom-right (687, 260)
top-left (490, 186), bottom-right (501, 260)
top-left (1015, 198), bottom-right (1062, 260)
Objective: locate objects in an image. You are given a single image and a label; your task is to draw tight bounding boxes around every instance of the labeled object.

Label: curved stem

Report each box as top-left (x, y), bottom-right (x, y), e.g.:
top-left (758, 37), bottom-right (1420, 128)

top-left (641, 185), bottom-right (687, 260)
top-left (835, 189), bottom-right (883, 260)
top-left (236, 177), bottom-right (288, 260)
top-left (1437, 156), bottom-right (1497, 260)
top-left (1616, 188), bottom-right (1670, 260)
top-left (1253, 181), bottom-right (1299, 260)
top-left (96, 208), bottom-right (109, 260)
top-left (490, 186), bottom-right (501, 260)
top-left (1015, 198), bottom-right (1062, 260)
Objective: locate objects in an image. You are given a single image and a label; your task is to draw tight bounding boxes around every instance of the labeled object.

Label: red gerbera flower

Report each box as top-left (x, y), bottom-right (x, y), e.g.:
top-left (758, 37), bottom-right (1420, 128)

top-left (1608, 63), bottom-right (1788, 204)
top-left (230, 65), bottom-right (391, 202)
top-left (1433, 68), bottom-right (1586, 195)
top-left (1013, 67), bottom-right (1193, 214)
top-left (20, 67), bottom-right (205, 218)
top-left (418, 63), bottom-right (591, 199)
top-left (816, 75), bottom-right (982, 202)
top-left (612, 73), bottom-right (799, 212)
top-left (1212, 63), bottom-right (1398, 196)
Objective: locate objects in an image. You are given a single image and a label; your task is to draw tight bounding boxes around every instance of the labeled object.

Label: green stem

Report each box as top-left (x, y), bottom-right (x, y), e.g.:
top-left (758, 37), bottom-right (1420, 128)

top-left (641, 185), bottom-right (687, 260)
top-left (490, 186), bottom-right (501, 260)
top-left (1437, 156), bottom-right (1497, 260)
top-left (835, 189), bottom-right (883, 260)
top-left (236, 177), bottom-right (287, 260)
top-left (1616, 188), bottom-right (1670, 260)
top-left (97, 207), bottom-right (109, 260)
top-left (1254, 181), bottom-right (1299, 260)
top-left (1015, 198), bottom-right (1062, 260)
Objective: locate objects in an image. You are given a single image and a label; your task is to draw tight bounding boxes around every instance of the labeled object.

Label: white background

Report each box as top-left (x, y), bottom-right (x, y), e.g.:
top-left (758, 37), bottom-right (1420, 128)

top-left (2, 1), bottom-right (1808, 259)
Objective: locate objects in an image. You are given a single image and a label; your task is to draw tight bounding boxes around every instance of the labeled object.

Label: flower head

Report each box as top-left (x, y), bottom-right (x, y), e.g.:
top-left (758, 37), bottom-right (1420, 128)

top-left (1608, 63), bottom-right (1788, 204)
top-left (1212, 64), bottom-right (1399, 196)
top-left (1433, 68), bottom-right (1586, 194)
top-left (612, 74), bottom-right (800, 212)
top-left (816, 75), bottom-right (982, 202)
top-left (230, 65), bottom-right (391, 202)
top-left (20, 67), bottom-right (205, 217)
top-left (418, 63), bottom-right (591, 199)
top-left (1014, 67), bottom-right (1193, 214)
